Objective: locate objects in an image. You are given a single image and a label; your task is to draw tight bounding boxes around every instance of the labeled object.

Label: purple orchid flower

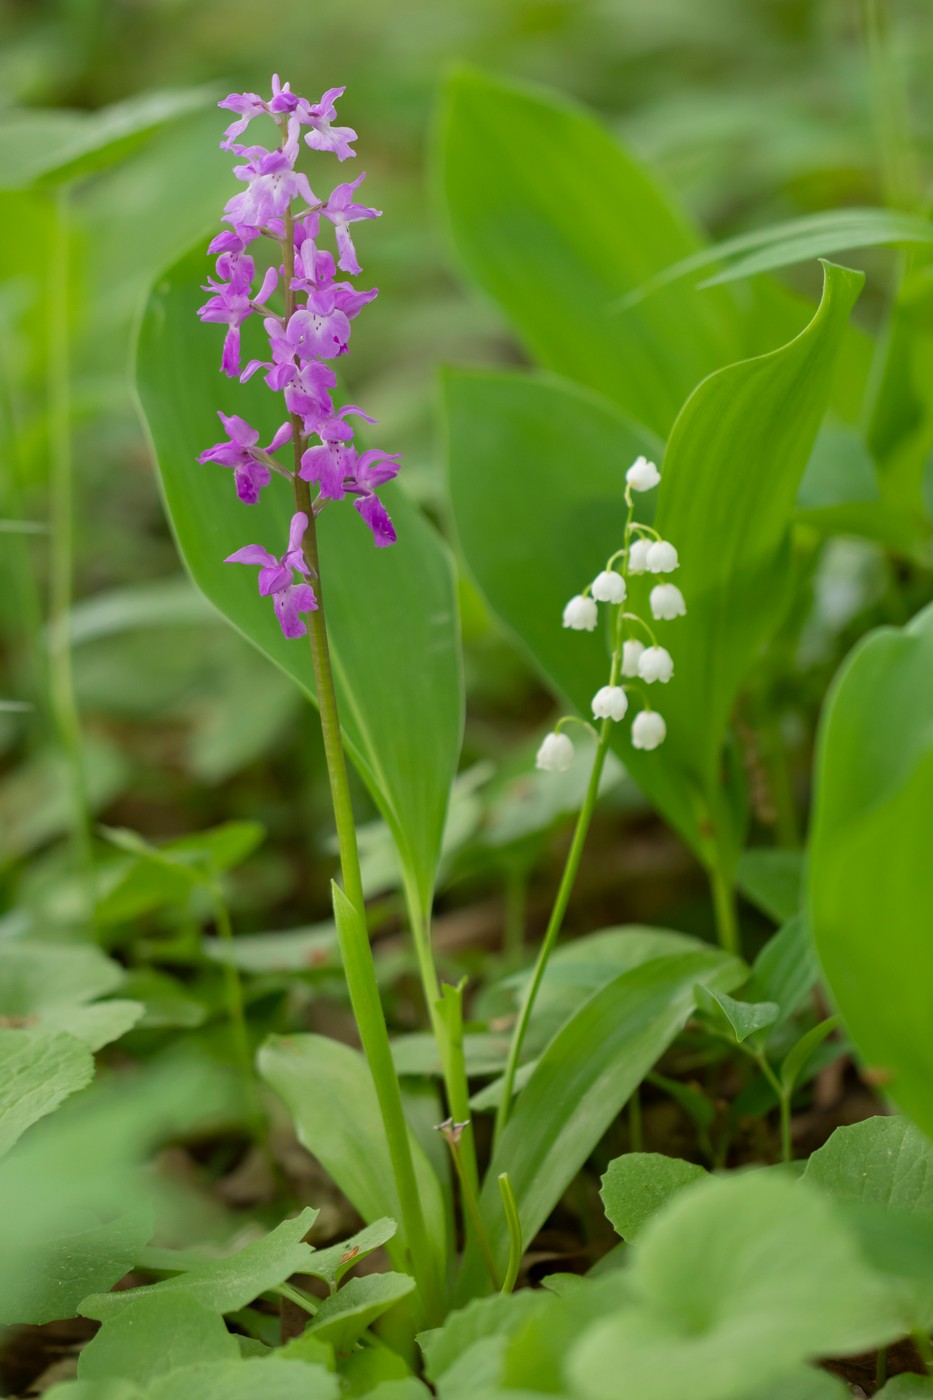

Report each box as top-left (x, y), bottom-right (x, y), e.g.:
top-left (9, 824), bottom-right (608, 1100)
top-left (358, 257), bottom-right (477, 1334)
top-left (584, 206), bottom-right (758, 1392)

top-left (349, 449), bottom-right (401, 547)
top-left (197, 262), bottom-right (278, 378)
top-left (322, 173), bottom-right (381, 275)
top-left (198, 412), bottom-right (292, 504)
top-left (224, 128), bottom-right (318, 232)
top-left (226, 511), bottom-right (318, 638)
top-left (301, 86), bottom-right (357, 162)
top-left (299, 405), bottom-right (377, 499)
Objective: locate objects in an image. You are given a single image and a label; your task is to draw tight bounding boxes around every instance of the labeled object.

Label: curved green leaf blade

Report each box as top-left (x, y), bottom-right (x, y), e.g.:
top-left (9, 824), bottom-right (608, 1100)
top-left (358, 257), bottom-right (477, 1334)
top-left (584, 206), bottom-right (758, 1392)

top-left (0, 88), bottom-right (215, 189)
top-left (459, 945), bottom-right (741, 1297)
top-left (307, 1273), bottom-right (416, 1352)
top-left (622, 208), bottom-right (933, 303)
top-left (258, 1034), bottom-right (450, 1281)
top-left (653, 261), bottom-right (863, 832)
top-left (136, 244), bottom-right (462, 913)
top-left (148, 1359), bottom-right (338, 1400)
top-left (600, 1153), bottom-right (707, 1242)
top-left (808, 602), bottom-right (933, 1138)
top-left (440, 68), bottom-right (739, 436)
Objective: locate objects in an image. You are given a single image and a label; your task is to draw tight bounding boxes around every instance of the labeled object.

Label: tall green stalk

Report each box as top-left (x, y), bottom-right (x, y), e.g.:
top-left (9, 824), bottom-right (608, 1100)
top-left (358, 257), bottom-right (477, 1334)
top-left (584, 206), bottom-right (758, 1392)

top-left (282, 210), bottom-right (441, 1321)
top-left (46, 185), bottom-right (96, 926)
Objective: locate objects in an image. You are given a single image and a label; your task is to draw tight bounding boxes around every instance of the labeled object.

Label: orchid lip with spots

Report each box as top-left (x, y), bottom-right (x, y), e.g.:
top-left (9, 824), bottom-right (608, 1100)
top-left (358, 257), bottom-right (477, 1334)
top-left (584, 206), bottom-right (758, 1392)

top-left (197, 76), bottom-right (398, 638)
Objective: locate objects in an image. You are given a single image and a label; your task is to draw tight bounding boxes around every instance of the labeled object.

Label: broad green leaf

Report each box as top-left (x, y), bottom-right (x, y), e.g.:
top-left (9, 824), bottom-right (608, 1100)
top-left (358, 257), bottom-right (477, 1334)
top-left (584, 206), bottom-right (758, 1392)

top-left (78, 1293), bottom-right (238, 1384)
top-left (738, 1371), bottom-right (849, 1400)
top-left (96, 820), bottom-right (265, 926)
top-left (600, 1154), bottom-right (707, 1241)
top-left (440, 68), bottom-right (739, 437)
top-left (735, 848), bottom-right (803, 923)
top-left (420, 1292), bottom-right (551, 1386)
top-left (304, 1218), bottom-right (397, 1289)
top-left (622, 207), bottom-right (933, 302)
top-left (307, 1273), bottom-right (416, 1352)
top-left (49, 1000), bottom-right (144, 1051)
top-left (694, 985), bottom-right (780, 1044)
top-left (808, 602), bottom-right (933, 1137)
top-left (0, 1028), bottom-right (94, 1157)
top-left (0, 942), bottom-right (122, 1011)
top-left (1, 1203), bottom-right (152, 1326)
top-left (45, 1384), bottom-right (141, 1400)
top-left (0, 88), bottom-right (215, 189)
top-left (746, 915), bottom-right (817, 1021)
top-left (258, 1035), bottom-right (449, 1279)
top-left (805, 1117), bottom-right (933, 1212)
top-left (459, 946), bottom-right (741, 1297)
top-left (568, 1172), bottom-right (901, 1400)
top-left (82, 1208), bottom-right (318, 1318)
top-left (650, 260), bottom-right (864, 854)
top-left (147, 1359), bottom-right (339, 1400)
top-left (137, 245), bottom-right (462, 915)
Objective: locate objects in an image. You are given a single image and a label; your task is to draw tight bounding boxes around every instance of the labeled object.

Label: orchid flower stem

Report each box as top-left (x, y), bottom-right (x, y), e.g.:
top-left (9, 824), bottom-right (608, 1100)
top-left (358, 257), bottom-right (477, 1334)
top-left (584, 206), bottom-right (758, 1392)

top-left (210, 885), bottom-right (262, 1133)
top-left (498, 1172), bottom-right (522, 1294)
top-left (283, 208), bottom-right (440, 1323)
top-left (494, 668), bottom-right (618, 1149)
top-left (46, 184), bottom-right (96, 929)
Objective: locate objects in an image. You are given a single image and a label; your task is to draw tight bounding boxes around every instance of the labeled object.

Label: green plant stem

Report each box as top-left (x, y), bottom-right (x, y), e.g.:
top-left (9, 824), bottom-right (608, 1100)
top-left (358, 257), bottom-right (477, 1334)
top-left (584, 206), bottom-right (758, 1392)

top-left (502, 862), bottom-right (527, 966)
top-left (757, 1054), bottom-right (792, 1163)
top-left (628, 1085), bottom-right (644, 1153)
top-left (758, 710), bottom-right (799, 850)
top-left (210, 886), bottom-right (262, 1132)
top-left (708, 858), bottom-right (740, 957)
top-left (283, 208), bottom-right (440, 1322)
top-left (46, 184), bottom-right (96, 925)
top-left (875, 1345), bottom-right (888, 1388)
top-left (274, 1282), bottom-right (318, 1316)
top-left (494, 700), bottom-right (615, 1149)
top-left (861, 0), bottom-right (920, 211)
top-left (497, 1172), bottom-right (522, 1294)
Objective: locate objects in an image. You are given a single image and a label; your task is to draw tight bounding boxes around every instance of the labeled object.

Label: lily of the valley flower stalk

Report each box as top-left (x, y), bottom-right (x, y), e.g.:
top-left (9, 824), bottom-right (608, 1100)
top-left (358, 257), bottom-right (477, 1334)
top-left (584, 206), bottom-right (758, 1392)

top-left (196, 77), bottom-right (441, 1321)
top-left (496, 454), bottom-right (683, 1145)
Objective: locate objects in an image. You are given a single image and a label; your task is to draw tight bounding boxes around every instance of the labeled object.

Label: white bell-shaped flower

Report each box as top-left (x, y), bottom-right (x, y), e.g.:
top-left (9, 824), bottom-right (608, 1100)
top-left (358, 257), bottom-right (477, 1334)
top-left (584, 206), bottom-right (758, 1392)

top-left (650, 583), bottom-right (686, 620)
top-left (628, 538), bottom-right (651, 574)
top-left (562, 594), bottom-right (598, 631)
top-left (626, 455), bottom-right (661, 492)
top-left (591, 685), bottom-right (629, 721)
top-left (536, 731), bottom-right (575, 772)
top-left (591, 570), bottom-right (627, 604)
top-left (621, 639), bottom-right (645, 677)
top-left (631, 709), bottom-right (667, 750)
top-left (646, 540), bottom-right (679, 574)
top-left (638, 645), bottom-right (674, 683)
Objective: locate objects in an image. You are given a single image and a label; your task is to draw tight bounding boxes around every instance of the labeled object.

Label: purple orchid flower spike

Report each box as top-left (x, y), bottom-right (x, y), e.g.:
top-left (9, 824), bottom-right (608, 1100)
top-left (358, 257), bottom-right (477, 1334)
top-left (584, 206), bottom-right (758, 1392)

top-left (200, 78), bottom-right (402, 636)
top-left (198, 412), bottom-right (292, 504)
top-left (301, 86), bottom-right (358, 162)
top-left (322, 173), bottom-right (381, 275)
top-left (226, 511), bottom-right (319, 638)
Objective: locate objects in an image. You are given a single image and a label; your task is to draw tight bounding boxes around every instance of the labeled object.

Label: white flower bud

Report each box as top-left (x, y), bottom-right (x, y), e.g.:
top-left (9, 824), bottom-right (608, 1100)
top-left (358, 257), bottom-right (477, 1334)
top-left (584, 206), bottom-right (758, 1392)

top-left (591, 685), bottom-right (629, 721)
top-left (626, 455), bottom-right (661, 492)
top-left (536, 731), bottom-right (575, 772)
top-left (562, 594), bottom-right (598, 631)
top-left (638, 645), bottom-right (674, 683)
top-left (628, 538), bottom-right (651, 574)
top-left (591, 570), bottom-right (627, 604)
top-left (646, 540), bottom-right (679, 574)
top-left (650, 583), bottom-right (686, 620)
top-left (631, 710), bottom-right (667, 750)
top-left (621, 639), bottom-right (645, 677)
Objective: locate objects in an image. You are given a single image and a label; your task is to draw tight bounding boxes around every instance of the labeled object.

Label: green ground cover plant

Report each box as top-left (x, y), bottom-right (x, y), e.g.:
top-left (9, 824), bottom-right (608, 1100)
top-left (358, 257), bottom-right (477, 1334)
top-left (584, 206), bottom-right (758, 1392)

top-left (1, 2), bottom-right (933, 1396)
